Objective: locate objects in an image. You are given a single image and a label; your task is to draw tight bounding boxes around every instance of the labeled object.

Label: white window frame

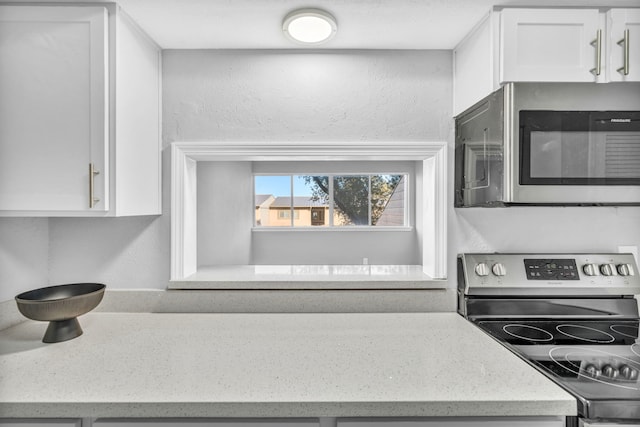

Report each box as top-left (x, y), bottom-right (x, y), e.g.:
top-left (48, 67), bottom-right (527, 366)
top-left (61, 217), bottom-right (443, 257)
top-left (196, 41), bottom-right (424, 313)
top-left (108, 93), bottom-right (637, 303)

top-left (253, 173), bottom-right (410, 229)
top-left (171, 141), bottom-right (447, 281)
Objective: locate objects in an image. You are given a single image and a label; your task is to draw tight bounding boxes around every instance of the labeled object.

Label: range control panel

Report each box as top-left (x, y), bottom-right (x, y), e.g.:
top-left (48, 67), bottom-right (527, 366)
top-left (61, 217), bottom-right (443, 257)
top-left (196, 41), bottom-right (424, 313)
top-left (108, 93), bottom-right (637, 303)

top-left (459, 253), bottom-right (640, 296)
top-left (524, 258), bottom-right (579, 280)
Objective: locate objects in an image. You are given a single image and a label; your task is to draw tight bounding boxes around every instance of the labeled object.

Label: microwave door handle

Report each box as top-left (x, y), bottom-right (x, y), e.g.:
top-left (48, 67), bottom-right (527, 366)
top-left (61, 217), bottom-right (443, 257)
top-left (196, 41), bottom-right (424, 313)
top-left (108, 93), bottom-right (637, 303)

top-left (464, 129), bottom-right (491, 190)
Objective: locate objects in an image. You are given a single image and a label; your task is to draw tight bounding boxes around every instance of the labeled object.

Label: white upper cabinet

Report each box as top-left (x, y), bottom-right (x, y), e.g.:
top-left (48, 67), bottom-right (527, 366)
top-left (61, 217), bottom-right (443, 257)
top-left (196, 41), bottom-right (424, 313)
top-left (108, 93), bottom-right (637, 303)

top-left (453, 7), bottom-right (640, 116)
top-left (500, 8), bottom-right (600, 83)
top-left (0, 6), bottom-right (108, 214)
top-left (607, 8), bottom-right (640, 82)
top-left (453, 12), bottom-right (499, 119)
top-left (0, 5), bottom-right (161, 217)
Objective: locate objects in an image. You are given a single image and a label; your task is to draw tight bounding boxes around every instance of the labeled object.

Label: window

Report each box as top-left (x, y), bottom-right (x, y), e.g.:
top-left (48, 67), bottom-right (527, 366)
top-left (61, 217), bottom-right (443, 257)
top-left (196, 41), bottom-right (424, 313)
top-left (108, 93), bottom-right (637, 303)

top-left (254, 174), bottom-right (407, 228)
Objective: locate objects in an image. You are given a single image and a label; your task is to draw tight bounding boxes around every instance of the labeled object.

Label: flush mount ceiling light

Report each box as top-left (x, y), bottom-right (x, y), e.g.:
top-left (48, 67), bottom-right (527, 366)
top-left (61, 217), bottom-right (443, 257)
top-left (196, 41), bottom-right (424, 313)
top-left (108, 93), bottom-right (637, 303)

top-left (283, 9), bottom-right (337, 45)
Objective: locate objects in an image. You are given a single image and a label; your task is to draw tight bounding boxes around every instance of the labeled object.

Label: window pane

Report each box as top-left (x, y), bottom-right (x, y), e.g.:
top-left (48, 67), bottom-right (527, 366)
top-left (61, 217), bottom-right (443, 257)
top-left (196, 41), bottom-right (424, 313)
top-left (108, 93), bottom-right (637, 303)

top-left (277, 210), bottom-right (290, 219)
top-left (255, 175), bottom-right (291, 227)
top-left (333, 175), bottom-right (370, 226)
top-left (294, 175), bottom-right (329, 227)
top-left (372, 175), bottom-right (405, 226)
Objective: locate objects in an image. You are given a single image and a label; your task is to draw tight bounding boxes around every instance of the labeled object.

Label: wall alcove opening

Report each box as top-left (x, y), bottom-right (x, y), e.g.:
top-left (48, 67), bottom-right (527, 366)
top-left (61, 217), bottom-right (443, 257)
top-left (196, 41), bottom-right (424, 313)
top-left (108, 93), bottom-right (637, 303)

top-left (170, 141), bottom-right (447, 289)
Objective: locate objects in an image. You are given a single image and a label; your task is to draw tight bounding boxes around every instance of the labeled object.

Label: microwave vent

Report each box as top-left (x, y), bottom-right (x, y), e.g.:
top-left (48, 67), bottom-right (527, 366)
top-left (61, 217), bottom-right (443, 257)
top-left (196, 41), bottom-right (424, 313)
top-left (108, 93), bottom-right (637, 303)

top-left (606, 135), bottom-right (640, 178)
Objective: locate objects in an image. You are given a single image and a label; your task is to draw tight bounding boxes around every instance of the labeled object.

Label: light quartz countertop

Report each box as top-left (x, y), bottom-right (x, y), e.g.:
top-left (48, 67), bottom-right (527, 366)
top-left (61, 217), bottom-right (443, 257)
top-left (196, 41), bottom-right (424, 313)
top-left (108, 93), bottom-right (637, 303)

top-left (0, 312), bottom-right (576, 418)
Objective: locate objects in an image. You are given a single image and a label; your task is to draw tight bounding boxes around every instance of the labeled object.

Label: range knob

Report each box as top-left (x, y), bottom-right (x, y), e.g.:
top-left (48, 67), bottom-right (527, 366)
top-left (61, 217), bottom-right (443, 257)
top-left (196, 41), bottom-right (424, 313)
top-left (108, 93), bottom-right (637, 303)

top-left (492, 263), bottom-right (507, 276)
top-left (583, 364), bottom-right (600, 378)
top-left (602, 365), bottom-right (619, 379)
top-left (474, 262), bottom-right (490, 277)
top-left (617, 263), bottom-right (636, 276)
top-left (620, 364), bottom-right (639, 380)
top-left (600, 263), bottom-right (618, 276)
top-left (582, 263), bottom-right (600, 276)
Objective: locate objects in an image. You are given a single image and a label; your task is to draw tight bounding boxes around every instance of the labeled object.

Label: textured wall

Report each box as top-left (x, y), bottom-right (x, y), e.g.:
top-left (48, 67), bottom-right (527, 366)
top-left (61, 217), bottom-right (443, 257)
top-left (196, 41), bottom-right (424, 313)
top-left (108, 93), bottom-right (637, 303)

top-left (1, 49), bottom-right (639, 308)
top-left (47, 215), bottom-right (169, 291)
top-left (0, 218), bottom-right (48, 300)
top-left (453, 207), bottom-right (640, 255)
top-left (162, 50), bottom-right (452, 143)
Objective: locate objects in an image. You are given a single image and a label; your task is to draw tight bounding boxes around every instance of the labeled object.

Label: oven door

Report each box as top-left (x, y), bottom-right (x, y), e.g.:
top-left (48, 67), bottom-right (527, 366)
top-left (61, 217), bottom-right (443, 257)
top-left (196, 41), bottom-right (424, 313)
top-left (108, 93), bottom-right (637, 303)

top-left (513, 110), bottom-right (640, 205)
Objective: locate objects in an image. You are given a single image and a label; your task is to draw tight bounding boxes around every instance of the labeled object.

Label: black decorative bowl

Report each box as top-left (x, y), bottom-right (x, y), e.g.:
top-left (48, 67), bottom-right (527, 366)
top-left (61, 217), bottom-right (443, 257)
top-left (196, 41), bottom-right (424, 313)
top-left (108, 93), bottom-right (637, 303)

top-left (15, 283), bottom-right (106, 343)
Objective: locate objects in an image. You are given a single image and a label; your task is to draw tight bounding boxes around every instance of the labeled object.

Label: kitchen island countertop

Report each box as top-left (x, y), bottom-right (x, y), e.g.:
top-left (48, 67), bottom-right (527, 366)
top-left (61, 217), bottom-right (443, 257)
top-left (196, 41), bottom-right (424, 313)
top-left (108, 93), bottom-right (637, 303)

top-left (0, 312), bottom-right (576, 418)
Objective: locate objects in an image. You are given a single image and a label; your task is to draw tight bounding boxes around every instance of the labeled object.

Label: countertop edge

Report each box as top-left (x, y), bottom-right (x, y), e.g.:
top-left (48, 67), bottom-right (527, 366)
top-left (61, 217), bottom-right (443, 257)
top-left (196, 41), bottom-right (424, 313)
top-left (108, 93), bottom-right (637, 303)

top-left (0, 400), bottom-right (577, 419)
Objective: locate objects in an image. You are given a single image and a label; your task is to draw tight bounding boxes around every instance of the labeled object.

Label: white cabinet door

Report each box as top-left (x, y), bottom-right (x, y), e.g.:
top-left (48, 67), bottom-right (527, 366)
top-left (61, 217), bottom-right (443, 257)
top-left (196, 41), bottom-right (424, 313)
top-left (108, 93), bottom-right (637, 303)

top-left (453, 12), bottom-right (498, 116)
top-left (0, 6), bottom-right (108, 214)
top-left (607, 8), bottom-right (640, 82)
top-left (500, 8), bottom-right (600, 83)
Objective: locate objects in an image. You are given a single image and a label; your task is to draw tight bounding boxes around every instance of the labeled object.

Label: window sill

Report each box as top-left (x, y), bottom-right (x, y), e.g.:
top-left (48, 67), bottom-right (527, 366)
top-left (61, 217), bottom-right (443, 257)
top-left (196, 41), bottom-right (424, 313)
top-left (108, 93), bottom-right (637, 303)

top-left (168, 264), bottom-right (446, 290)
top-left (251, 226), bottom-right (414, 232)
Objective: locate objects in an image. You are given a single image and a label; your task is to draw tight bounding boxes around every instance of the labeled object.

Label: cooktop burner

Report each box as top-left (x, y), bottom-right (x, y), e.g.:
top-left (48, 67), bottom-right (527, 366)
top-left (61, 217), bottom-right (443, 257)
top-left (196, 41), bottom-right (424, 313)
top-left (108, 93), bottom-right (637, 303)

top-left (478, 319), bottom-right (639, 345)
top-left (611, 324), bottom-right (640, 338)
top-left (556, 324), bottom-right (616, 343)
top-left (503, 324), bottom-right (553, 342)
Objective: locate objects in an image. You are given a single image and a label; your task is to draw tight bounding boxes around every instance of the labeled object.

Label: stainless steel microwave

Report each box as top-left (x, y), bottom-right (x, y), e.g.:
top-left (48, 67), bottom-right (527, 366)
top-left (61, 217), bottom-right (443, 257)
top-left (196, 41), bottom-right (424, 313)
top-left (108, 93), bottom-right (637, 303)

top-left (454, 82), bottom-right (640, 207)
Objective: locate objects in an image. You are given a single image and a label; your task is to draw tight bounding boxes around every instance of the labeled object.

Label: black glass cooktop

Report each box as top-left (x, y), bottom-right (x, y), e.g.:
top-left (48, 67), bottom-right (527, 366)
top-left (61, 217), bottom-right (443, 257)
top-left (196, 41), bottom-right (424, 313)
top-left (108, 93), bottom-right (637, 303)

top-left (475, 319), bottom-right (640, 418)
top-left (476, 319), bottom-right (639, 345)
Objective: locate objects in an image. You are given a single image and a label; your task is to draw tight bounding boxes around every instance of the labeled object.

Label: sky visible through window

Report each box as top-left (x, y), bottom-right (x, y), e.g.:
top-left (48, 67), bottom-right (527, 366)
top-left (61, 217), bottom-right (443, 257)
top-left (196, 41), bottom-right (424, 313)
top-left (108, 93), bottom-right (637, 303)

top-left (255, 175), bottom-right (313, 197)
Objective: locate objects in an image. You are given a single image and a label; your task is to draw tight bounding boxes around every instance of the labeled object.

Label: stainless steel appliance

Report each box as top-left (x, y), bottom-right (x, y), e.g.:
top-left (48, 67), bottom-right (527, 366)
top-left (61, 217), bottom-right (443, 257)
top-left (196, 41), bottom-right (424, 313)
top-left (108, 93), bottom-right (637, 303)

top-left (458, 253), bottom-right (640, 426)
top-left (454, 83), bottom-right (640, 207)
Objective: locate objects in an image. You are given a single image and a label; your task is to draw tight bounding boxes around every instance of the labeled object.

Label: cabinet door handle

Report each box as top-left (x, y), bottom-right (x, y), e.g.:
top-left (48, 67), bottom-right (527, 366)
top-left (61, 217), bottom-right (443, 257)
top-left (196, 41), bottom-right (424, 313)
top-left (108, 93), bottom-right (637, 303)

top-left (89, 163), bottom-right (100, 208)
top-left (590, 29), bottom-right (602, 76)
top-left (617, 29), bottom-right (630, 76)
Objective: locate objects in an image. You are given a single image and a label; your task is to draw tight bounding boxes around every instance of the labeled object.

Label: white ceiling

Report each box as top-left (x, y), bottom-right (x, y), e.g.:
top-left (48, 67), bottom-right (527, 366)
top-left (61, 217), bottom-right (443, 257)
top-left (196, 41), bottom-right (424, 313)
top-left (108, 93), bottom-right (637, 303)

top-left (107, 0), bottom-right (640, 49)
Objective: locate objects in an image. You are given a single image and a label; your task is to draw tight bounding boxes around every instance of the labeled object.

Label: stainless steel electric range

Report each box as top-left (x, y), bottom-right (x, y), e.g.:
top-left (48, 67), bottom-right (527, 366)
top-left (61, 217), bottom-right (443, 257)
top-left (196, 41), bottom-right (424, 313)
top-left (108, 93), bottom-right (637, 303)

top-left (457, 253), bottom-right (640, 427)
